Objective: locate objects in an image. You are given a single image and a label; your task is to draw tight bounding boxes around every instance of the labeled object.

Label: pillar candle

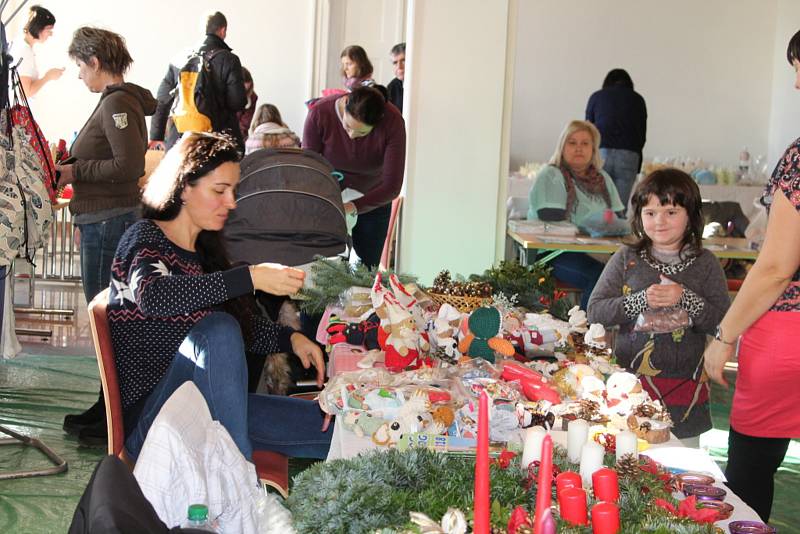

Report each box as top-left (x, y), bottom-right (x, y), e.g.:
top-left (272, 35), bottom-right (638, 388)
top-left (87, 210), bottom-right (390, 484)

top-left (591, 501), bottom-right (620, 534)
top-left (567, 419), bottom-right (589, 463)
top-left (556, 471), bottom-right (582, 498)
top-left (533, 434), bottom-right (553, 534)
top-left (615, 431), bottom-right (638, 463)
top-left (521, 426), bottom-right (546, 470)
top-left (579, 441), bottom-right (605, 487)
top-left (591, 468), bottom-right (619, 502)
top-left (473, 391), bottom-right (490, 534)
top-left (558, 486), bottom-right (588, 526)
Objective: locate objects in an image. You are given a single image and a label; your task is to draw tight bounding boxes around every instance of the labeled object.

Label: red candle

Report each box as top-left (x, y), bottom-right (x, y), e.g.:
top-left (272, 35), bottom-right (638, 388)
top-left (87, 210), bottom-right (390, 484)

top-left (592, 468), bottom-right (619, 502)
top-left (473, 391), bottom-right (490, 534)
top-left (558, 486), bottom-right (588, 525)
top-left (591, 501), bottom-right (620, 534)
top-left (533, 434), bottom-right (553, 534)
top-left (556, 471), bottom-right (582, 498)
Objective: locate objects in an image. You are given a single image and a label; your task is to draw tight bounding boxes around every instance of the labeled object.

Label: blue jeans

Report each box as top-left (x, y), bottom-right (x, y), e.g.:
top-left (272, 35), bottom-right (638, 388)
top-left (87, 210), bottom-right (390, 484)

top-left (352, 203), bottom-right (392, 269)
top-left (77, 212), bottom-right (137, 304)
top-left (124, 313), bottom-right (332, 461)
top-left (549, 252), bottom-right (605, 310)
top-left (600, 148), bottom-right (640, 214)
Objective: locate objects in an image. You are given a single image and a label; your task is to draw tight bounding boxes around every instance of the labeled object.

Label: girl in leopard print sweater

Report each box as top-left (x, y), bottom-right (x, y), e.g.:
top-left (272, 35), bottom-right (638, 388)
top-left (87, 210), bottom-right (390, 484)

top-left (588, 169), bottom-right (730, 443)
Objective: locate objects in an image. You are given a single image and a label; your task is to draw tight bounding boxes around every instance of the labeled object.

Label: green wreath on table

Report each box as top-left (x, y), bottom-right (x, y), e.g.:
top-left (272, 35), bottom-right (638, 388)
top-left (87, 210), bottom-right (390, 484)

top-left (287, 447), bottom-right (722, 534)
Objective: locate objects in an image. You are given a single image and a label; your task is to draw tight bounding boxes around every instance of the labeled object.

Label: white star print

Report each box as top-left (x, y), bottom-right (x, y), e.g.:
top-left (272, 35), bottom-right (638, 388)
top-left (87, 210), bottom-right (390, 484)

top-left (129, 268), bottom-right (143, 297)
top-left (111, 278), bottom-right (135, 304)
top-left (152, 260), bottom-right (171, 277)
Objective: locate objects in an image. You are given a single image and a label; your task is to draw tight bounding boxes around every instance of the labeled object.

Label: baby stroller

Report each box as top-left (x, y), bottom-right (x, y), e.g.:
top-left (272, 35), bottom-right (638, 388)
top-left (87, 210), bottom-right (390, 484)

top-left (224, 148), bottom-right (348, 394)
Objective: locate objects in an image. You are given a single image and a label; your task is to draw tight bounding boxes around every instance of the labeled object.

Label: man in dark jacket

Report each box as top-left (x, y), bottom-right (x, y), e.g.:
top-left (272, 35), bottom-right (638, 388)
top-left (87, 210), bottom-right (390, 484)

top-left (149, 12), bottom-right (246, 150)
top-left (386, 42), bottom-right (405, 112)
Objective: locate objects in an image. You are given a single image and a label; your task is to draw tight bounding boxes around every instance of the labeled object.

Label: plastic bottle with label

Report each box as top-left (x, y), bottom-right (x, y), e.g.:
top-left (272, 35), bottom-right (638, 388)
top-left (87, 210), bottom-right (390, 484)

top-left (181, 504), bottom-right (217, 532)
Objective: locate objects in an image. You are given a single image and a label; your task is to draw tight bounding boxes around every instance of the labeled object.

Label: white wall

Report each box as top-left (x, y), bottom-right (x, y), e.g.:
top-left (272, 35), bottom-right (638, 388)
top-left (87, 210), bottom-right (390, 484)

top-left (767, 0), bottom-right (800, 167)
top-left (15, 1), bottom-right (316, 143)
top-left (399, 0), bottom-right (513, 283)
top-left (511, 0), bottom-right (778, 170)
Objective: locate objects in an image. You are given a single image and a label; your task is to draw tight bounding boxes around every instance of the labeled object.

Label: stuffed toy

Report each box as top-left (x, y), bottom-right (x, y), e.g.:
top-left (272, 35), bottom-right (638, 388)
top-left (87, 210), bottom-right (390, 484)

top-left (342, 411), bottom-right (387, 438)
top-left (371, 390), bottom-right (430, 447)
top-left (370, 273), bottom-right (425, 371)
top-left (458, 307), bottom-right (515, 363)
top-left (326, 312), bottom-right (381, 350)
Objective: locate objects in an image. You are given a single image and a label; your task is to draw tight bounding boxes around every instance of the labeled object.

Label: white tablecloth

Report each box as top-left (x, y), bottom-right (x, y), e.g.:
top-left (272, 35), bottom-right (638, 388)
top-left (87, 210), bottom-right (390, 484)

top-left (327, 421), bottom-right (761, 528)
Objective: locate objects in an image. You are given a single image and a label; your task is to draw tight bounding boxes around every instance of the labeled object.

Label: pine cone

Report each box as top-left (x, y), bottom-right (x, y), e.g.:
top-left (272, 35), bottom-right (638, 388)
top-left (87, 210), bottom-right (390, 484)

top-left (615, 453), bottom-right (640, 480)
top-left (576, 399), bottom-right (600, 421)
top-left (633, 403), bottom-right (657, 418)
top-left (516, 527), bottom-right (534, 534)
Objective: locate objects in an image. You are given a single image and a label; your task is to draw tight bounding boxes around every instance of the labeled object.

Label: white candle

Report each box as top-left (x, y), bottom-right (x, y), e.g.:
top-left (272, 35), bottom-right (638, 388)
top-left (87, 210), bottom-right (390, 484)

top-left (520, 426), bottom-right (546, 470)
top-left (567, 419), bottom-right (590, 463)
top-left (579, 441), bottom-right (605, 487)
top-left (615, 431), bottom-right (638, 463)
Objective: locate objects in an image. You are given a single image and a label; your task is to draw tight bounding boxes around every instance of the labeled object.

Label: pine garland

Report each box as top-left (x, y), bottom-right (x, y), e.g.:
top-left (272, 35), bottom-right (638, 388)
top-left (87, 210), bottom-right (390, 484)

top-left (297, 257), bottom-right (417, 315)
top-left (468, 261), bottom-right (571, 320)
top-left (288, 446), bottom-right (720, 534)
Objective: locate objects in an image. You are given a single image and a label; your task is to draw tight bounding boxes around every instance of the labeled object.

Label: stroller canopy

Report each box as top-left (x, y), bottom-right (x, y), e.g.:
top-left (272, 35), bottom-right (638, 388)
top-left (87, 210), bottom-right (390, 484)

top-left (224, 148), bottom-right (348, 267)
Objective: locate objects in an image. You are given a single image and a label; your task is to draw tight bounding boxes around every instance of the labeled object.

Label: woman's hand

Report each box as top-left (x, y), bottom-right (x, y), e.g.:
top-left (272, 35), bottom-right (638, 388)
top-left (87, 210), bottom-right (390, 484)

top-left (44, 67), bottom-right (65, 82)
top-left (645, 276), bottom-right (683, 308)
top-left (703, 339), bottom-right (736, 388)
top-left (290, 332), bottom-right (325, 388)
top-left (148, 140), bottom-right (166, 151)
top-left (56, 164), bottom-right (75, 188)
top-left (249, 263), bottom-right (305, 295)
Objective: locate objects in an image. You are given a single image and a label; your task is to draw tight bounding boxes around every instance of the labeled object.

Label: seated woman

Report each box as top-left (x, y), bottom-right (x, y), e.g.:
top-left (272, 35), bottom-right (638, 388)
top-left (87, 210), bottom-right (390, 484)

top-left (245, 103), bottom-right (301, 155)
top-left (109, 132), bottom-right (332, 462)
top-left (528, 120), bottom-right (625, 309)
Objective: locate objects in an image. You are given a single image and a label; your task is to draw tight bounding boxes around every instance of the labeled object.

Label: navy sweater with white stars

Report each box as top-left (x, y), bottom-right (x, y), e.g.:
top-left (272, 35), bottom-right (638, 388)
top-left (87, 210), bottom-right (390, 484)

top-left (108, 220), bottom-right (294, 426)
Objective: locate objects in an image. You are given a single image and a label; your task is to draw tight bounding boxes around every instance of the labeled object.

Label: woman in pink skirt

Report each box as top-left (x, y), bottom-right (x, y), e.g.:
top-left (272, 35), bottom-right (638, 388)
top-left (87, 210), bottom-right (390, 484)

top-left (704, 28), bottom-right (800, 523)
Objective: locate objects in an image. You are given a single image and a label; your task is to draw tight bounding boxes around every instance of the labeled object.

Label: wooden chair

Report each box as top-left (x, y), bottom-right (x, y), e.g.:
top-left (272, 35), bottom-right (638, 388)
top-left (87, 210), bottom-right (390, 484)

top-left (87, 288), bottom-right (290, 497)
top-left (379, 196), bottom-right (403, 271)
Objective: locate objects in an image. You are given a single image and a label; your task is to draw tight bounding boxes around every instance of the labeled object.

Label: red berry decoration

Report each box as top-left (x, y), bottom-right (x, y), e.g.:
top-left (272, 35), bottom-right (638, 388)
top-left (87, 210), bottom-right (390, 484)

top-left (594, 432), bottom-right (617, 453)
top-left (524, 460), bottom-right (562, 491)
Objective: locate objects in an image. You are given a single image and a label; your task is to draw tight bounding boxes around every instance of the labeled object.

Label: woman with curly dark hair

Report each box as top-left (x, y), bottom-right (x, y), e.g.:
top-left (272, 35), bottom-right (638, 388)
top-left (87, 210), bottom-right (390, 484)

top-left (108, 131), bottom-right (331, 461)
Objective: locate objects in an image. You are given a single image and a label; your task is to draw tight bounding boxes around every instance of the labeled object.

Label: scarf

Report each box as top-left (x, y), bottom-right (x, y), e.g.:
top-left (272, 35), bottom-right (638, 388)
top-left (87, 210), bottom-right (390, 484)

top-left (557, 163), bottom-right (612, 215)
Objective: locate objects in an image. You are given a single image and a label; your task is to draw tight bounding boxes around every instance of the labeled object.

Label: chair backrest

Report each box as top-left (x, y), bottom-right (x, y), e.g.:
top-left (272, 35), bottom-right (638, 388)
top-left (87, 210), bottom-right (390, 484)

top-left (87, 288), bottom-right (125, 457)
top-left (379, 196), bottom-right (403, 271)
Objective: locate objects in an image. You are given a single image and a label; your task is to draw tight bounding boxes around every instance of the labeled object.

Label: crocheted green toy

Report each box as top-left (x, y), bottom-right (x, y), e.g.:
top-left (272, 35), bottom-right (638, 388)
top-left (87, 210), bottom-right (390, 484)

top-left (458, 307), bottom-right (515, 363)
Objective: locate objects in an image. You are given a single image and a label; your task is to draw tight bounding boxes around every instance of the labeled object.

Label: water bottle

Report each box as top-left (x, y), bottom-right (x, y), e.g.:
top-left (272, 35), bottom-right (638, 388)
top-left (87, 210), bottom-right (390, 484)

top-left (181, 504), bottom-right (217, 532)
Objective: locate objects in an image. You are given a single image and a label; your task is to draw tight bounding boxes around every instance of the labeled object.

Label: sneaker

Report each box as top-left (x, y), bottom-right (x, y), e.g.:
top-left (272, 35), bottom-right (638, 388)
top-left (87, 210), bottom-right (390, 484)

top-left (77, 419), bottom-right (108, 449)
top-left (63, 399), bottom-right (106, 436)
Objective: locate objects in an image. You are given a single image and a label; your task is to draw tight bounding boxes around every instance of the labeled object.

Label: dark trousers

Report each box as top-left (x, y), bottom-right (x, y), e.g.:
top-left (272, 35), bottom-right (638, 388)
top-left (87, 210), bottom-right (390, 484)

top-left (549, 252), bottom-right (605, 310)
top-left (352, 203), bottom-right (392, 269)
top-left (725, 426), bottom-right (790, 522)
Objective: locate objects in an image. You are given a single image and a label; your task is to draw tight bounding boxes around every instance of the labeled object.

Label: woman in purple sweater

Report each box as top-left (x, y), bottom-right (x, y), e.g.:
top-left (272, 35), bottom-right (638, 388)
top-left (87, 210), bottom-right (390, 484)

top-left (303, 86), bottom-right (406, 268)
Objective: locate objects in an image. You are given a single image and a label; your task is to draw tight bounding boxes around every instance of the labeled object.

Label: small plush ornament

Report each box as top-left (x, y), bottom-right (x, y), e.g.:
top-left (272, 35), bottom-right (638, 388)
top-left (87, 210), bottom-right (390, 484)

top-left (371, 273), bottom-right (423, 371)
top-left (371, 390), bottom-right (430, 447)
top-left (342, 411), bottom-right (387, 438)
top-left (458, 307), bottom-right (515, 363)
top-left (568, 305), bottom-right (588, 333)
top-left (326, 312), bottom-right (381, 349)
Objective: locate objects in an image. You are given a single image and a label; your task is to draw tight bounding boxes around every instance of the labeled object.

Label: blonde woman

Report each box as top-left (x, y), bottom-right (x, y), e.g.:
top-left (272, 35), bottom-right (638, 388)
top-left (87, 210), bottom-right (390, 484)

top-left (527, 120), bottom-right (624, 309)
top-left (245, 104), bottom-right (300, 155)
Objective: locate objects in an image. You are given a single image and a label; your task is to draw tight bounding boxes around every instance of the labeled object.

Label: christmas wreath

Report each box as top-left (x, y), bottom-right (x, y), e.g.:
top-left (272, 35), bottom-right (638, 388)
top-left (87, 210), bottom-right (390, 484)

top-left (287, 447), bottom-right (722, 534)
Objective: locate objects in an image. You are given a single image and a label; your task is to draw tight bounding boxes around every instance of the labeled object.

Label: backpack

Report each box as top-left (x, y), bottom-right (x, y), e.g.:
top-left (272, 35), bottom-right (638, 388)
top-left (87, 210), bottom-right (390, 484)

top-left (170, 49), bottom-right (221, 133)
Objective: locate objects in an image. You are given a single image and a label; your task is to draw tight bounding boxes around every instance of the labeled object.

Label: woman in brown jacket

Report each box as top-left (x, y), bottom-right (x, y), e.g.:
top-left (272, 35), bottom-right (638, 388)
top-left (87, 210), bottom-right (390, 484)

top-left (56, 27), bottom-right (157, 445)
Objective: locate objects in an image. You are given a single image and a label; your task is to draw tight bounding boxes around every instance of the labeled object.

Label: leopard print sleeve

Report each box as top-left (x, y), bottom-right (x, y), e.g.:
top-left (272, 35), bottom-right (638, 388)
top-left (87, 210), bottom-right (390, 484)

top-left (623, 289), bottom-right (648, 319)
top-left (678, 287), bottom-right (705, 318)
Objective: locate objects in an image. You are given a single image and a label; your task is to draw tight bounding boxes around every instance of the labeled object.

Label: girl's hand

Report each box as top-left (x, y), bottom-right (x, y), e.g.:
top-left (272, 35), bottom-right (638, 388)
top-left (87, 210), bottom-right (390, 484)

top-left (249, 263), bottom-right (305, 295)
top-left (645, 275), bottom-right (683, 308)
top-left (703, 339), bottom-right (736, 388)
top-left (290, 332), bottom-right (325, 388)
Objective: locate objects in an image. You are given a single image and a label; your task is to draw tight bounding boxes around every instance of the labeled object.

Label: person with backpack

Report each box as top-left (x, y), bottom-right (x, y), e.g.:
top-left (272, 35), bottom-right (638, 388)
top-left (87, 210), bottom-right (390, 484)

top-left (55, 26), bottom-right (157, 447)
top-left (149, 11), bottom-right (247, 151)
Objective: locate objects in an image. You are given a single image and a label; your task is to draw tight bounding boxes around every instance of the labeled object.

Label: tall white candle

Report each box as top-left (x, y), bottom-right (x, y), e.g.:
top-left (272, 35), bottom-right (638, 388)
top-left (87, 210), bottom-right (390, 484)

top-left (567, 419), bottom-right (590, 463)
top-left (520, 426), bottom-right (546, 470)
top-left (579, 441), bottom-right (605, 487)
top-left (615, 431), bottom-right (638, 463)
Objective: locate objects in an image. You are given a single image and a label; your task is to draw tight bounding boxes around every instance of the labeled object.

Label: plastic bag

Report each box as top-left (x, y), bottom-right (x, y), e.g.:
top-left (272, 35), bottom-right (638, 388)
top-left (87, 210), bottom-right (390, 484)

top-left (578, 210), bottom-right (631, 237)
top-left (634, 306), bottom-right (691, 333)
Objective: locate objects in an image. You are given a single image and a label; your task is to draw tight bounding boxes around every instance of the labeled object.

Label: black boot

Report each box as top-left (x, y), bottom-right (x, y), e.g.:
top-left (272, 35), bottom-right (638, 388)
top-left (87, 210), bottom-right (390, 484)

top-left (63, 393), bottom-right (106, 436)
top-left (77, 419), bottom-right (109, 449)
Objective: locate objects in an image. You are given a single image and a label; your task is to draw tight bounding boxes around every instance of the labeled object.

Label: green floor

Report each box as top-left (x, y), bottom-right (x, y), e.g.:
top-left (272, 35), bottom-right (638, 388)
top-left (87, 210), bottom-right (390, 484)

top-left (0, 354), bottom-right (797, 532)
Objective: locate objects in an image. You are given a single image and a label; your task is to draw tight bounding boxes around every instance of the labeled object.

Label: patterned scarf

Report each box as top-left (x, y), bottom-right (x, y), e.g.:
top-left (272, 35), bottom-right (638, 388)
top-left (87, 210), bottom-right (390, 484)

top-left (557, 163), bottom-right (612, 215)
